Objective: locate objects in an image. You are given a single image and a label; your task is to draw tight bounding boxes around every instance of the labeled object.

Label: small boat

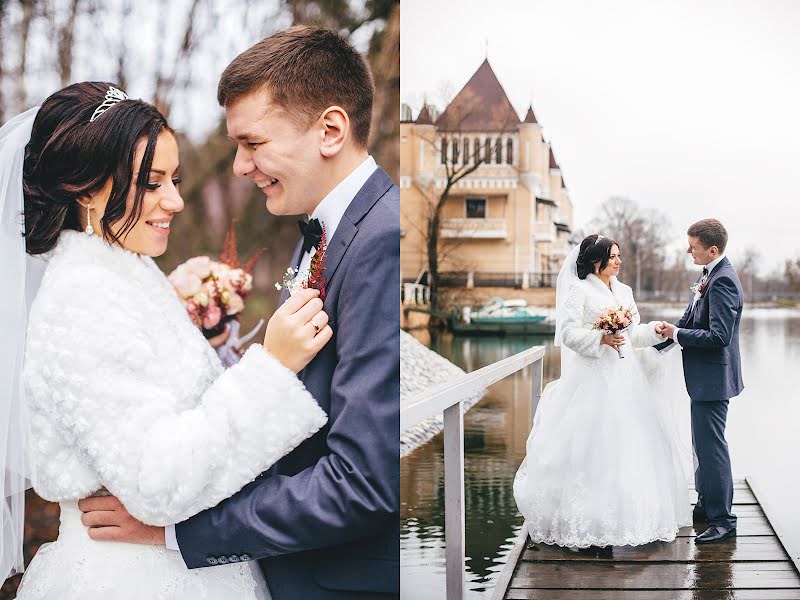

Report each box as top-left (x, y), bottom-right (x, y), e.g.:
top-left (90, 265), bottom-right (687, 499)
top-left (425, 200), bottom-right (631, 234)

top-left (452, 297), bottom-right (556, 335)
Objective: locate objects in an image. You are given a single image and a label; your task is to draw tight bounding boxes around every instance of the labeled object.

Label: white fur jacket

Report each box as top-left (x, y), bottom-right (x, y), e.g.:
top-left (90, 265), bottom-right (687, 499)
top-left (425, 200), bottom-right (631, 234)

top-left (560, 274), bottom-right (665, 359)
top-left (24, 231), bottom-right (327, 526)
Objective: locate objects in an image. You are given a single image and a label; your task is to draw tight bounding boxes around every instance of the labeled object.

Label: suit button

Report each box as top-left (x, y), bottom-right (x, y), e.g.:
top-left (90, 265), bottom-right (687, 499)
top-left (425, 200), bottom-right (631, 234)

top-left (240, 553), bottom-right (251, 561)
top-left (228, 555), bottom-right (240, 563)
top-left (206, 556), bottom-right (219, 565)
top-left (218, 556), bottom-right (229, 564)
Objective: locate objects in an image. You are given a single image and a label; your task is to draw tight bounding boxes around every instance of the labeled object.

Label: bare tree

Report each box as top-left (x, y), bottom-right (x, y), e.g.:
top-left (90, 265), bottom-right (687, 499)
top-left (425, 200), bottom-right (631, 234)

top-left (736, 247), bottom-right (761, 303)
top-left (15, 0), bottom-right (38, 113)
top-left (785, 258), bottom-right (800, 294)
top-left (593, 196), bottom-right (671, 297)
top-left (152, 0), bottom-right (201, 118)
top-left (55, 0), bottom-right (80, 85)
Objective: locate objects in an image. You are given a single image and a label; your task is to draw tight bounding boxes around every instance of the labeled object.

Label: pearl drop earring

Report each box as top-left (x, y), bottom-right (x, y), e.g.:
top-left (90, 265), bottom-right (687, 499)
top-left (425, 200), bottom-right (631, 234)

top-left (85, 204), bottom-right (94, 235)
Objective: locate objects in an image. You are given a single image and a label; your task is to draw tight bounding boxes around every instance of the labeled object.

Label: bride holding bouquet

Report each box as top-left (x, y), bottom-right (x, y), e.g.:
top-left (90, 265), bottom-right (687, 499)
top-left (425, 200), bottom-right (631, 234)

top-left (513, 234), bottom-right (692, 550)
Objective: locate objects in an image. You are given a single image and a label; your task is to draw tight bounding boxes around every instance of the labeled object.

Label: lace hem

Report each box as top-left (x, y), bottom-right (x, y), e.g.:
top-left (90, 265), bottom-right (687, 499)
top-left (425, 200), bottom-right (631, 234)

top-left (525, 520), bottom-right (691, 549)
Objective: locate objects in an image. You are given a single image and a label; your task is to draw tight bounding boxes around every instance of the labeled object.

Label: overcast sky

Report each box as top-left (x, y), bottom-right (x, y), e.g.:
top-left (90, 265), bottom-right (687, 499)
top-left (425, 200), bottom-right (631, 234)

top-left (401, 0), bottom-right (800, 274)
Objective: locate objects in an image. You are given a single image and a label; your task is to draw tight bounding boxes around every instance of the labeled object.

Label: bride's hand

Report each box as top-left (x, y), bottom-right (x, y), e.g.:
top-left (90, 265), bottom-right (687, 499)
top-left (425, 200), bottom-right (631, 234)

top-left (600, 332), bottom-right (625, 350)
top-left (263, 288), bottom-right (332, 373)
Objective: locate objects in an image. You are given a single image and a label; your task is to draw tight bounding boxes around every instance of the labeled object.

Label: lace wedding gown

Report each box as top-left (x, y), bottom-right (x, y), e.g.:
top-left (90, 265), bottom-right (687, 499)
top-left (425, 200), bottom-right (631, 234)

top-left (513, 274), bottom-right (692, 548)
top-left (16, 231), bottom-right (328, 599)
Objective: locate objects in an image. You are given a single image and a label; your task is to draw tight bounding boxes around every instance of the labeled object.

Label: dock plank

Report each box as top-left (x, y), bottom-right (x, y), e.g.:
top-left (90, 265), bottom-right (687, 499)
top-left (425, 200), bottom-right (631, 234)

top-left (506, 590), bottom-right (800, 600)
top-left (509, 561), bottom-right (800, 589)
top-left (498, 480), bottom-right (800, 600)
top-left (522, 535), bottom-right (788, 563)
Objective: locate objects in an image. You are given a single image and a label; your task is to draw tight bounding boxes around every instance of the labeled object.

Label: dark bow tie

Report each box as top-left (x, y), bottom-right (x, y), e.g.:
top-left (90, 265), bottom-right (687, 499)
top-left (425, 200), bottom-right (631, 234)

top-left (702, 266), bottom-right (709, 276)
top-left (298, 218), bottom-right (323, 256)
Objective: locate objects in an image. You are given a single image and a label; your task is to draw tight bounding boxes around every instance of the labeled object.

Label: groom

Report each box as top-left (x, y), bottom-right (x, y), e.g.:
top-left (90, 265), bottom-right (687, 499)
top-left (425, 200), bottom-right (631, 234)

top-left (79, 26), bottom-right (400, 598)
top-left (656, 218), bottom-right (743, 545)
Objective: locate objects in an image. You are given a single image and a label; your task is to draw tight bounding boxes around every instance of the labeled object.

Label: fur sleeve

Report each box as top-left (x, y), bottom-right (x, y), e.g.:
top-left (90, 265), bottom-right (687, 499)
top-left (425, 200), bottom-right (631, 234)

top-left (560, 282), bottom-right (604, 358)
top-left (24, 265), bottom-right (327, 526)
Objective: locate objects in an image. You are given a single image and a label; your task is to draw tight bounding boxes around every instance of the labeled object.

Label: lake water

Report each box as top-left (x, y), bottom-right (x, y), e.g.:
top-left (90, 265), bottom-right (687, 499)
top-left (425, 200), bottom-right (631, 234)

top-left (400, 306), bottom-right (800, 599)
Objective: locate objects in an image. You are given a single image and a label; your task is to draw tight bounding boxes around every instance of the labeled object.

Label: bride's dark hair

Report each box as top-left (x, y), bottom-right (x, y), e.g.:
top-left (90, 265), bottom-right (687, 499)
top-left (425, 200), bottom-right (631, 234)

top-left (576, 234), bottom-right (618, 279)
top-left (23, 81), bottom-right (173, 255)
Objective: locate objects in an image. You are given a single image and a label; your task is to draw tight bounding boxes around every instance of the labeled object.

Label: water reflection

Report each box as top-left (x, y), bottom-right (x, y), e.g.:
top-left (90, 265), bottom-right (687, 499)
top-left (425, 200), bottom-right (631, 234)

top-left (400, 308), bottom-right (800, 599)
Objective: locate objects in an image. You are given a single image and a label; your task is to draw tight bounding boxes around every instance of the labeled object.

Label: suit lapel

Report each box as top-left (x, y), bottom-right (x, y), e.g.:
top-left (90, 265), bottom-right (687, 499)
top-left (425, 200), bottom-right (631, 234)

top-left (686, 257), bottom-right (729, 323)
top-left (277, 166), bottom-right (394, 307)
top-left (318, 166), bottom-right (395, 287)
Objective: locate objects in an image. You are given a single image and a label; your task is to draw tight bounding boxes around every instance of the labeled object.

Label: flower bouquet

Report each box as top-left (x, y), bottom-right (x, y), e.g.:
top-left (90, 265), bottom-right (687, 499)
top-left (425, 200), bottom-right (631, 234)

top-left (168, 220), bottom-right (265, 341)
top-left (592, 305), bottom-right (636, 358)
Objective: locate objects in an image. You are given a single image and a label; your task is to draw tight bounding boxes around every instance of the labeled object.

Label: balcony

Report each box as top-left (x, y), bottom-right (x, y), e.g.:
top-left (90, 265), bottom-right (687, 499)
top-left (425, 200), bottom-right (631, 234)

top-left (441, 218), bottom-right (508, 239)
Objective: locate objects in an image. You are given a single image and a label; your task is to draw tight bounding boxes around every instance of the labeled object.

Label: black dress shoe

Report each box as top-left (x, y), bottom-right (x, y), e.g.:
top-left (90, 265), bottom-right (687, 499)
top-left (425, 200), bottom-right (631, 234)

top-left (695, 525), bottom-right (736, 544)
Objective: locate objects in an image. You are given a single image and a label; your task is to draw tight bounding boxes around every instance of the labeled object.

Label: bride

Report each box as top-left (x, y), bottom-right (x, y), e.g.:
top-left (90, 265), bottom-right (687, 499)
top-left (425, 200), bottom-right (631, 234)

top-left (513, 234), bottom-right (692, 549)
top-left (1, 82), bottom-right (332, 599)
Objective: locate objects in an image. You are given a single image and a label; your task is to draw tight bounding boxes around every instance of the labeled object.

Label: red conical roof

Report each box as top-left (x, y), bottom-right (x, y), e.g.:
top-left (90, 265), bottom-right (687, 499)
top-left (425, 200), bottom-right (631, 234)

top-left (549, 147), bottom-right (560, 170)
top-left (435, 59), bottom-right (521, 132)
top-left (523, 105), bottom-right (538, 124)
top-left (415, 104), bottom-right (433, 125)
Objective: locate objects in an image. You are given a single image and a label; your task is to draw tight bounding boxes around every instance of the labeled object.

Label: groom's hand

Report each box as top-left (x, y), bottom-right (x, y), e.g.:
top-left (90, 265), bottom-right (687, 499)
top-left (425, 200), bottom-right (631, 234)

top-left (263, 287), bottom-right (333, 372)
top-left (78, 495), bottom-right (165, 545)
top-left (659, 321), bottom-right (677, 338)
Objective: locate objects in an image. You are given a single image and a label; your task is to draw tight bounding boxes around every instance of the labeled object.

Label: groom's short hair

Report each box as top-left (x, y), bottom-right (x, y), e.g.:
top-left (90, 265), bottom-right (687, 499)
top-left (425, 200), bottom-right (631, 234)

top-left (217, 25), bottom-right (374, 148)
top-left (688, 219), bottom-right (728, 253)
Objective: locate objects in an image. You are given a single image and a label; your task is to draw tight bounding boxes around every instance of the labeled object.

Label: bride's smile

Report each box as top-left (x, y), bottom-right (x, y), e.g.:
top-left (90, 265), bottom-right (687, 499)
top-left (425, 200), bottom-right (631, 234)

top-left (80, 130), bottom-right (184, 258)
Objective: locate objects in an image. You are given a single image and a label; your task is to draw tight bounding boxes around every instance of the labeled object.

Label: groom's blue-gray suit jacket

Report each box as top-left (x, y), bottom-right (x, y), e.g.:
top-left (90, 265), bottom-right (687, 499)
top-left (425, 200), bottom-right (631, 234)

top-left (659, 256), bottom-right (744, 401)
top-left (175, 167), bottom-right (400, 598)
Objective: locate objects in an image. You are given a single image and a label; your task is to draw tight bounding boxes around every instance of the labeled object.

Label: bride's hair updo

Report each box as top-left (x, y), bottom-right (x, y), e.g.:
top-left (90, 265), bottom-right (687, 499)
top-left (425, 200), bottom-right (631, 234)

top-left (23, 81), bottom-right (172, 255)
top-left (576, 234), bottom-right (619, 279)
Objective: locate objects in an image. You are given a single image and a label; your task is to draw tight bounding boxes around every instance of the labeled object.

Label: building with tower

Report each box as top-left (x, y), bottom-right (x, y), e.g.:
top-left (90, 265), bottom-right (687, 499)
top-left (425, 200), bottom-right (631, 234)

top-left (400, 59), bottom-right (574, 289)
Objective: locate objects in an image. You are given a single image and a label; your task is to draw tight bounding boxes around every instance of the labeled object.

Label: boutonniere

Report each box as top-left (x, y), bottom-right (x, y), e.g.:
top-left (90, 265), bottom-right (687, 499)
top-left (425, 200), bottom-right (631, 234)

top-left (690, 278), bottom-right (708, 296)
top-left (275, 224), bottom-right (328, 300)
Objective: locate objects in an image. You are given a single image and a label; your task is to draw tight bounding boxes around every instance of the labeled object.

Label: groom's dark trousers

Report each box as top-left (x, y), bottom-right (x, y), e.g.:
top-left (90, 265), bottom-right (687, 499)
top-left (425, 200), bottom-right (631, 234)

top-left (658, 256), bottom-right (743, 531)
top-left (174, 167), bottom-right (400, 599)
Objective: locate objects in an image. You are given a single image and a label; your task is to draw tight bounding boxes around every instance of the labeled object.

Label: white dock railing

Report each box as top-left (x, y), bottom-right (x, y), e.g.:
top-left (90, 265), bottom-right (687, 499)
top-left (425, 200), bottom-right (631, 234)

top-left (401, 345), bottom-right (546, 600)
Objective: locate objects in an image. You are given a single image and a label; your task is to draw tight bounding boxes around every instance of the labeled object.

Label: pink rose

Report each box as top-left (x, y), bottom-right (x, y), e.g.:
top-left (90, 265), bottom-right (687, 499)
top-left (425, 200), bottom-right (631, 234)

top-left (203, 304), bottom-right (222, 329)
top-left (170, 271), bottom-right (202, 298)
top-left (219, 268), bottom-right (247, 292)
top-left (210, 261), bottom-right (228, 279)
top-left (185, 256), bottom-right (212, 279)
top-left (225, 292), bottom-right (245, 316)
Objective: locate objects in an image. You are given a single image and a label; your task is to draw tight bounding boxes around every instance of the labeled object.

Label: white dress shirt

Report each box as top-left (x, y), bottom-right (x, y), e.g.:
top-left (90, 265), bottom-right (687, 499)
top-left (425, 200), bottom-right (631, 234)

top-left (296, 155), bottom-right (377, 275)
top-left (165, 155), bottom-right (378, 553)
top-left (672, 254), bottom-right (726, 347)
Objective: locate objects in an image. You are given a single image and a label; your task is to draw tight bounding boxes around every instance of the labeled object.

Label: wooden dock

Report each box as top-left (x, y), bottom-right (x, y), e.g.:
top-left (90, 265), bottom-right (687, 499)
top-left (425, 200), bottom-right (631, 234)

top-left (492, 478), bottom-right (800, 599)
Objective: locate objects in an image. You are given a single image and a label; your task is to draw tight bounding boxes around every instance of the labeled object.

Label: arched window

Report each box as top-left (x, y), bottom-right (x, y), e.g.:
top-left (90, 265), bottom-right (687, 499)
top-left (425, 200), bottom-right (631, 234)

top-left (484, 138), bottom-right (492, 164)
top-left (495, 136), bottom-right (502, 164)
top-left (451, 136), bottom-right (459, 164)
top-left (473, 137), bottom-right (480, 164)
top-left (506, 138), bottom-right (514, 165)
top-left (463, 138), bottom-right (470, 165)
top-left (440, 137), bottom-right (447, 164)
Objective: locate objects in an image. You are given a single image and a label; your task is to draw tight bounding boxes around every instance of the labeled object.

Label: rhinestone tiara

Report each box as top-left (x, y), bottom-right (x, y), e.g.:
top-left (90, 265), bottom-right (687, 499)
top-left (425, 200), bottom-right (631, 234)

top-left (89, 86), bottom-right (129, 123)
